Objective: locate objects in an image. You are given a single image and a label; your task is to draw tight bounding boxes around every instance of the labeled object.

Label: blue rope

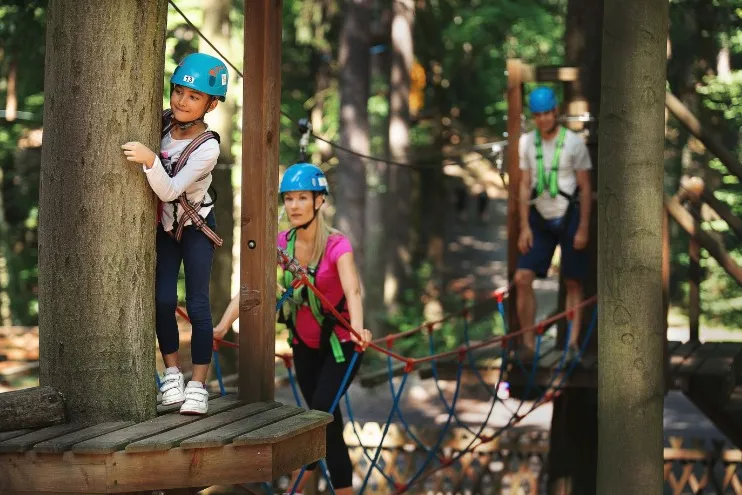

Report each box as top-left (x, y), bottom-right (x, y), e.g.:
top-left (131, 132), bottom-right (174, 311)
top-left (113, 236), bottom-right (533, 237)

top-left (154, 370), bottom-right (162, 390)
top-left (276, 285), bottom-right (295, 312)
top-left (329, 351), bottom-right (360, 415)
top-left (343, 393), bottom-right (399, 486)
top-left (287, 466), bottom-right (306, 495)
top-left (427, 331), bottom-right (484, 435)
top-left (385, 354), bottom-right (435, 453)
top-left (359, 372), bottom-right (410, 495)
top-left (286, 364), bottom-right (304, 408)
top-left (212, 349), bottom-right (226, 396)
top-left (318, 458), bottom-right (337, 495)
top-left (459, 315), bottom-right (517, 413)
top-left (405, 362), bottom-right (464, 488)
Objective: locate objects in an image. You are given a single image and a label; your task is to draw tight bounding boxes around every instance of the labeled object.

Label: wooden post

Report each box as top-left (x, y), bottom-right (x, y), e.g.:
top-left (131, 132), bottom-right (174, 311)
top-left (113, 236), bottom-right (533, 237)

top-left (506, 58), bottom-right (523, 335)
top-left (662, 208), bottom-right (671, 393)
top-left (665, 91), bottom-right (742, 182)
top-left (240, 0), bottom-right (282, 403)
top-left (688, 198), bottom-right (701, 343)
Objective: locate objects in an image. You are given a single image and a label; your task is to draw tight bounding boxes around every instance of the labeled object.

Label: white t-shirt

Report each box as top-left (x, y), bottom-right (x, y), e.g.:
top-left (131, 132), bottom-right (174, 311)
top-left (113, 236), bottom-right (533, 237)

top-left (519, 127), bottom-right (592, 219)
top-left (143, 130), bottom-right (220, 232)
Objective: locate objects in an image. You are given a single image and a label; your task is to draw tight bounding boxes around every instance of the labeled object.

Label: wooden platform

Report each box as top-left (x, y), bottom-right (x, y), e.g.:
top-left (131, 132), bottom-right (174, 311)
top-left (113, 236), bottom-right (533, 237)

top-left (398, 340), bottom-right (742, 397)
top-left (0, 394), bottom-right (332, 493)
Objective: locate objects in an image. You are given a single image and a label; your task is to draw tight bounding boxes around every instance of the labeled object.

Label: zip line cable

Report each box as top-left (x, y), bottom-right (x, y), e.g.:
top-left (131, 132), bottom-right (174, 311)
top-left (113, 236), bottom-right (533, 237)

top-left (167, 0), bottom-right (509, 171)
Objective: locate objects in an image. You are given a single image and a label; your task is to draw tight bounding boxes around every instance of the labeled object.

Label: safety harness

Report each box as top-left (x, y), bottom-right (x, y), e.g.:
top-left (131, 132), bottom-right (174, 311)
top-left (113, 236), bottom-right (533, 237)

top-left (281, 231), bottom-right (347, 363)
top-left (531, 126), bottom-right (580, 231)
top-left (159, 109), bottom-right (223, 247)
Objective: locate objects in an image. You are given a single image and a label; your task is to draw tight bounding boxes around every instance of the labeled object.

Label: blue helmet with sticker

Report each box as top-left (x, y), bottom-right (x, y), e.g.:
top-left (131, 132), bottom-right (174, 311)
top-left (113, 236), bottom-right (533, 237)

top-left (279, 163), bottom-right (329, 195)
top-left (171, 53), bottom-right (228, 101)
top-left (528, 86), bottom-right (558, 113)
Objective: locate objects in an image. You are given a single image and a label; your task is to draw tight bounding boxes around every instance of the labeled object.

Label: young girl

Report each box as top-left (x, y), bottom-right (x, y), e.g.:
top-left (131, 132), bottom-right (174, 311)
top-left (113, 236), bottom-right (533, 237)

top-left (122, 52), bottom-right (228, 415)
top-left (214, 162), bottom-right (372, 493)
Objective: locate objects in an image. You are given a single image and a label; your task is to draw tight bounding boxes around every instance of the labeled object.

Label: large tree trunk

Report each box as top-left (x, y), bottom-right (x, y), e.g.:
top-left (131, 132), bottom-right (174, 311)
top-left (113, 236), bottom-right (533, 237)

top-left (548, 1), bottom-right (602, 493)
top-left (335, 0), bottom-right (371, 277)
top-left (383, 0), bottom-right (415, 316)
top-left (596, 0), bottom-right (668, 493)
top-left (202, 0), bottom-right (236, 321)
top-left (38, 1), bottom-right (168, 423)
top-left (364, 6), bottom-right (392, 337)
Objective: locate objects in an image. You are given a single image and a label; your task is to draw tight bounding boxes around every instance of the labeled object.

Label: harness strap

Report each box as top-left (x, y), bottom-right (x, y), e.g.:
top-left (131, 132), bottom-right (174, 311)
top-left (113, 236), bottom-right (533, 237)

top-left (159, 110), bottom-right (223, 247)
top-left (282, 232), bottom-right (347, 363)
top-left (535, 126), bottom-right (568, 198)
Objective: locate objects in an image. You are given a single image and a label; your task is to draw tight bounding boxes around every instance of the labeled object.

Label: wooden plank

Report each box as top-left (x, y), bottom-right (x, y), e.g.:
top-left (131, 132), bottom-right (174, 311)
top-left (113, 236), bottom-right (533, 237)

top-left (536, 65), bottom-right (580, 82)
top-left (234, 410), bottom-right (333, 446)
top-left (0, 429), bottom-right (33, 442)
top-left (106, 445), bottom-right (271, 492)
top-left (270, 424), bottom-right (327, 479)
top-left (125, 401), bottom-right (281, 453)
top-left (0, 385), bottom-right (66, 431)
top-left (71, 395), bottom-right (240, 454)
top-left (669, 340), bottom-right (702, 374)
top-left (0, 451), bottom-right (108, 493)
top-left (0, 422), bottom-right (91, 453)
top-left (156, 390), bottom-right (222, 415)
top-left (672, 342), bottom-right (718, 390)
top-left (34, 422), bottom-right (134, 454)
top-left (180, 404), bottom-right (304, 449)
top-left (689, 342), bottom-right (742, 407)
top-left (239, 0), bottom-right (282, 403)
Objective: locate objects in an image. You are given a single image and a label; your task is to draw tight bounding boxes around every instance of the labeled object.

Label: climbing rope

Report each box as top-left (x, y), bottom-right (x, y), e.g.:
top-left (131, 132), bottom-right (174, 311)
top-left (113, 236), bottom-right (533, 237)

top-left (166, 248), bottom-right (597, 494)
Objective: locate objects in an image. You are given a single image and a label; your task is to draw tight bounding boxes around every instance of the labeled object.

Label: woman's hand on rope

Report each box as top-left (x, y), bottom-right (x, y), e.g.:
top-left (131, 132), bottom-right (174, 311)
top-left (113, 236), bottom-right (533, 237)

top-left (213, 323), bottom-right (230, 340)
top-left (518, 226), bottom-right (533, 254)
top-left (121, 141), bottom-right (157, 169)
top-left (351, 328), bottom-right (373, 348)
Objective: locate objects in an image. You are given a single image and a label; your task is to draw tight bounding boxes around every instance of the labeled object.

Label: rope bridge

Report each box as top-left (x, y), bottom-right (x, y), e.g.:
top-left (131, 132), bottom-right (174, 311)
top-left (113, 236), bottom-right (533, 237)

top-left (170, 246), bottom-right (597, 494)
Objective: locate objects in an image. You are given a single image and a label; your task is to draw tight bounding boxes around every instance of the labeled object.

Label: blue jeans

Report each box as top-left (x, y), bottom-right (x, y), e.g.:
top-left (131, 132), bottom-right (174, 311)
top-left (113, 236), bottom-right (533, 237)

top-left (155, 212), bottom-right (216, 365)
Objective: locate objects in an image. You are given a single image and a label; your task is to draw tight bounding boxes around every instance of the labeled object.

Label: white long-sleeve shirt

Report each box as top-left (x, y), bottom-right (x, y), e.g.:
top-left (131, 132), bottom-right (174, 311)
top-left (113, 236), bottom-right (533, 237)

top-left (143, 130), bottom-right (220, 232)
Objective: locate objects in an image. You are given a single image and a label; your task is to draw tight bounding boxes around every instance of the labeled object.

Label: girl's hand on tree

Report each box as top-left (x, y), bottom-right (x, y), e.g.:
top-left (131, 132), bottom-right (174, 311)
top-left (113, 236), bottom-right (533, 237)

top-left (121, 142), bottom-right (156, 168)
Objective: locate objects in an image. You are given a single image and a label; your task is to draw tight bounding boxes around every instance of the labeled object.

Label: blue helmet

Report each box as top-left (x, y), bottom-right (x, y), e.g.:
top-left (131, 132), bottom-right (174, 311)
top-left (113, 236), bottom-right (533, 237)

top-left (279, 163), bottom-right (329, 195)
top-left (171, 53), bottom-right (228, 101)
top-left (528, 86), bottom-right (558, 113)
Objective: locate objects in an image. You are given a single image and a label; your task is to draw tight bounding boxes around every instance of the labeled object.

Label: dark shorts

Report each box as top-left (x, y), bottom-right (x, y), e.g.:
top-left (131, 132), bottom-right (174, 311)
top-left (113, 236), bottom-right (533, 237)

top-left (517, 205), bottom-right (588, 280)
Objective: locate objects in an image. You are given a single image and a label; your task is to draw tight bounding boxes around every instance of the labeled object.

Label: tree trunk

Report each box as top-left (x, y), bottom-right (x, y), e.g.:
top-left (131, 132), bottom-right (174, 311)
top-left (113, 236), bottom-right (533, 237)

top-left (596, 0), bottom-right (668, 493)
top-left (383, 0), bottom-right (415, 315)
top-left (38, 1), bottom-right (168, 423)
top-left (0, 162), bottom-right (10, 326)
top-left (364, 7), bottom-right (392, 337)
top-left (0, 386), bottom-right (66, 431)
top-left (548, 1), bottom-right (602, 493)
top-left (202, 0), bottom-right (236, 321)
top-left (335, 0), bottom-right (372, 277)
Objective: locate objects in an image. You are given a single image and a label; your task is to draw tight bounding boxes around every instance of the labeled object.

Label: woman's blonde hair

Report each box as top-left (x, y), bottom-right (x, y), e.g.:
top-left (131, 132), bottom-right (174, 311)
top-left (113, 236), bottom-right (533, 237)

top-left (309, 199), bottom-right (339, 267)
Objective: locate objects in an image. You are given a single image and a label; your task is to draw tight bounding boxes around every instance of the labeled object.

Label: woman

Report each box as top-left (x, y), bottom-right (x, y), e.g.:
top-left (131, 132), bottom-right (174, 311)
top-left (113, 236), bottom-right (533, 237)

top-left (122, 52), bottom-right (229, 415)
top-left (214, 162), bottom-right (371, 493)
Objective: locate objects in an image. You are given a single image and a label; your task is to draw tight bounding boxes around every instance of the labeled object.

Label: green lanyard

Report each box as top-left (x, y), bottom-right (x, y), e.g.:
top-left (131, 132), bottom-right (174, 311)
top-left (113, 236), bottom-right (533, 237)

top-left (282, 233), bottom-right (346, 364)
top-left (535, 126), bottom-right (567, 198)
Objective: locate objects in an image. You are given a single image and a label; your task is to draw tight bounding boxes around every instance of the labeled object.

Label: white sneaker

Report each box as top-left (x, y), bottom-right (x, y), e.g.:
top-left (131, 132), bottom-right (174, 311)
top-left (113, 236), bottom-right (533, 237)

top-left (159, 369), bottom-right (185, 405)
top-left (179, 381), bottom-right (209, 415)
